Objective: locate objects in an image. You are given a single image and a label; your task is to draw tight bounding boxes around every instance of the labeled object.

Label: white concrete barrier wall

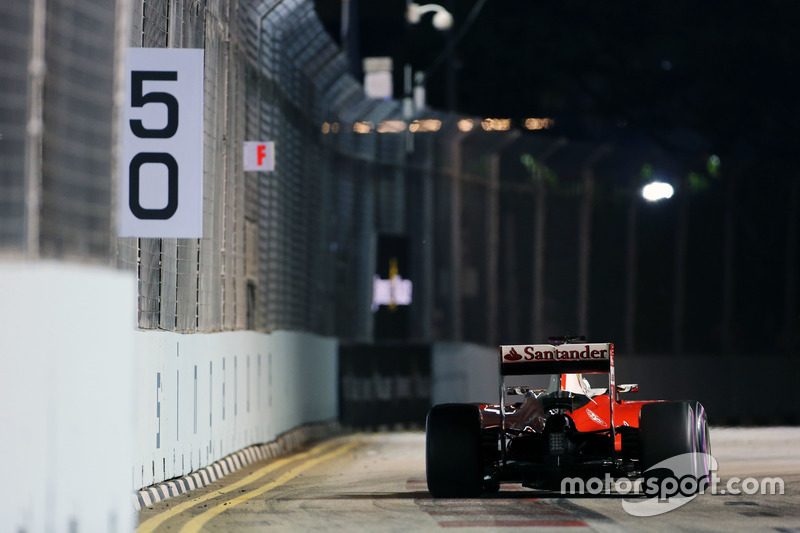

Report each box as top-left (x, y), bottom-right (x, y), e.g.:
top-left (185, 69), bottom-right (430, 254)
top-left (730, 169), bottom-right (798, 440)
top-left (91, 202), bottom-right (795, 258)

top-left (0, 262), bottom-right (138, 533)
top-left (431, 342), bottom-right (499, 404)
top-left (132, 329), bottom-right (338, 490)
top-left (0, 262), bottom-right (338, 533)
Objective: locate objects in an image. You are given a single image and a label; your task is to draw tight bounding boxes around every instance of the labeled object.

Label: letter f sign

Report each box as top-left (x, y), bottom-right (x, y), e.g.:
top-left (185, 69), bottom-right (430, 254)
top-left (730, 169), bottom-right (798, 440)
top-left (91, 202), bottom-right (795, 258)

top-left (244, 141), bottom-right (275, 171)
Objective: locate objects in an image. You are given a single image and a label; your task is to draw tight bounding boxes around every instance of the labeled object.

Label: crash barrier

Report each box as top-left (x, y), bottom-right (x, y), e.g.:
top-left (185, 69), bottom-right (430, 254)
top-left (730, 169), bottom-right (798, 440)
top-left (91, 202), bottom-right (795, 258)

top-left (339, 343), bottom-right (432, 430)
top-left (0, 263), bottom-right (138, 533)
top-left (133, 421), bottom-right (342, 510)
top-left (132, 329), bottom-right (338, 491)
top-left (0, 263), bottom-right (339, 533)
top-left (336, 341), bottom-right (564, 428)
top-left (342, 342), bottom-right (799, 428)
top-left (339, 341), bottom-right (542, 428)
top-left (430, 342), bottom-right (506, 405)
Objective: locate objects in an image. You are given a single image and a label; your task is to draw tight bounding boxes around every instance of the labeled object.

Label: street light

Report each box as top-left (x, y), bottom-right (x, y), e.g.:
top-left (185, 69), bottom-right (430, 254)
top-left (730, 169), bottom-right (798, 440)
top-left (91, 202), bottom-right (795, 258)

top-left (404, 3), bottom-right (454, 114)
top-left (642, 181), bottom-right (675, 202)
top-left (406, 2), bottom-right (453, 30)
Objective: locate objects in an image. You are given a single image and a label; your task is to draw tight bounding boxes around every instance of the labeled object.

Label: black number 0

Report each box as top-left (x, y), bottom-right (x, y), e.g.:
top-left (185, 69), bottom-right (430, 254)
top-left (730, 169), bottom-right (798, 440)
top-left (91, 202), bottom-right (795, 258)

top-left (129, 70), bottom-right (179, 220)
top-left (129, 153), bottom-right (179, 220)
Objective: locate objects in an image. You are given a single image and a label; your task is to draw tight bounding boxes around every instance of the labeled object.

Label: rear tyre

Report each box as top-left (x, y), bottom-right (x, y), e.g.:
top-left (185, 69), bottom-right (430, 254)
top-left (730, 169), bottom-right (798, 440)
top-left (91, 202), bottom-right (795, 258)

top-left (639, 401), bottom-right (709, 496)
top-left (426, 403), bottom-right (483, 498)
top-left (692, 401), bottom-right (712, 491)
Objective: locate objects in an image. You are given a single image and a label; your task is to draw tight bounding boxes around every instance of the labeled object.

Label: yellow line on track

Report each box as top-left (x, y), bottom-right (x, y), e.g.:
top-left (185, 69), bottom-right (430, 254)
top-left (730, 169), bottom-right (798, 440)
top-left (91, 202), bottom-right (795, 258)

top-left (179, 440), bottom-right (360, 533)
top-left (135, 438), bottom-right (359, 533)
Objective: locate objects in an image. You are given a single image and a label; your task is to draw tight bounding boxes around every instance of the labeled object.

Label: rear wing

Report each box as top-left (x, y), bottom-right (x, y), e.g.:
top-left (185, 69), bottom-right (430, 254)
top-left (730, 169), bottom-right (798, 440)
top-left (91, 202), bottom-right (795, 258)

top-left (499, 343), bottom-right (614, 376)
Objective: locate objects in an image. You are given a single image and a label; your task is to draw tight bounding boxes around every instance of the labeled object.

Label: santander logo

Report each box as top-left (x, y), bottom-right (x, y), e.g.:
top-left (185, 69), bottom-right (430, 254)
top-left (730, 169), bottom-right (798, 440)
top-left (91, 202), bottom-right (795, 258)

top-left (504, 347), bottom-right (523, 361)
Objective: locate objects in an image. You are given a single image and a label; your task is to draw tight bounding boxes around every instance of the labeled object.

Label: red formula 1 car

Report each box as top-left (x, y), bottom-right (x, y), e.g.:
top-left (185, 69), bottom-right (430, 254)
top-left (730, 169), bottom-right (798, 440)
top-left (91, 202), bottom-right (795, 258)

top-left (425, 336), bottom-right (711, 497)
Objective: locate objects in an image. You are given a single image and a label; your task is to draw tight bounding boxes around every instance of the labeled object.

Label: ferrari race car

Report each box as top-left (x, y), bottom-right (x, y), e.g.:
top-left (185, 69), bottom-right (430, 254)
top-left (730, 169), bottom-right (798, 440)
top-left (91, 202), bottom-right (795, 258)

top-left (425, 336), bottom-right (711, 497)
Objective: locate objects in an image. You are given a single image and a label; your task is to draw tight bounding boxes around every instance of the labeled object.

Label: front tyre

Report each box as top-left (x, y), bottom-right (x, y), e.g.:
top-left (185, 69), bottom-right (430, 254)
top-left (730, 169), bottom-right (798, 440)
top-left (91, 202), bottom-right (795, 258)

top-left (426, 403), bottom-right (483, 498)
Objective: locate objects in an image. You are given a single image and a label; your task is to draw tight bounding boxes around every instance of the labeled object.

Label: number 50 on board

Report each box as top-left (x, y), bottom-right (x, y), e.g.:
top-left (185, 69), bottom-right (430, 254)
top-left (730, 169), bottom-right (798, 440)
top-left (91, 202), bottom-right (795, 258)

top-left (118, 48), bottom-right (204, 238)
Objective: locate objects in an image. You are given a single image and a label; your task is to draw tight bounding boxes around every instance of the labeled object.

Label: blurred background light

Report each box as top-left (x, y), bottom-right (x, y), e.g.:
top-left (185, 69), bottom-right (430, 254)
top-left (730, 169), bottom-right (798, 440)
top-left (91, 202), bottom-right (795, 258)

top-left (457, 119), bottom-right (474, 132)
top-left (410, 118), bottom-right (441, 132)
top-left (353, 121), bottom-right (373, 134)
top-left (642, 181), bottom-right (675, 202)
top-left (524, 118), bottom-right (555, 130)
top-left (377, 120), bottom-right (407, 133)
top-left (481, 118), bottom-right (511, 131)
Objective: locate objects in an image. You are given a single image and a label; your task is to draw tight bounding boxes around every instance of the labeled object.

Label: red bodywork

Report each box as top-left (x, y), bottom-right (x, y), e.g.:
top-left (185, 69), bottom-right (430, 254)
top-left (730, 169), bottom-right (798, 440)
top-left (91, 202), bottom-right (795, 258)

top-left (490, 341), bottom-right (664, 461)
top-left (481, 394), bottom-right (660, 452)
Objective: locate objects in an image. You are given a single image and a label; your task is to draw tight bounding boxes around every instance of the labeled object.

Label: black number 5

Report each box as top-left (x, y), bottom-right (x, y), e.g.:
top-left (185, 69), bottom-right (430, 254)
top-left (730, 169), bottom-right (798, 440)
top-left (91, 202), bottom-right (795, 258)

top-left (130, 71), bottom-right (179, 138)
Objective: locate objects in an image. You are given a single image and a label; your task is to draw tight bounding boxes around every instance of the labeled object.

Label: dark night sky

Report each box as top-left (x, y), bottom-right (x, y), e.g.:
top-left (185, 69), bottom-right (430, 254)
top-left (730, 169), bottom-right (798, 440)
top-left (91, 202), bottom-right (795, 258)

top-left (313, 1), bottom-right (800, 355)
top-left (314, 0), bottom-right (800, 169)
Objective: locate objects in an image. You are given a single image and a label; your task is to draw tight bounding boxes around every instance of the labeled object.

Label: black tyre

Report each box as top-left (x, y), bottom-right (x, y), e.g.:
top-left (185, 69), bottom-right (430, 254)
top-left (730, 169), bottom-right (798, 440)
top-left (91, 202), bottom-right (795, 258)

top-left (692, 401), bottom-right (712, 490)
top-left (426, 403), bottom-right (483, 498)
top-left (639, 401), bottom-right (709, 496)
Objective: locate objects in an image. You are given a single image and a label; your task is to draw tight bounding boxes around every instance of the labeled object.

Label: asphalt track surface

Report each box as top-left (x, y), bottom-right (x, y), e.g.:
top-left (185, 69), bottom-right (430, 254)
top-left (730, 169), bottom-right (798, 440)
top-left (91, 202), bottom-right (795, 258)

top-left (136, 427), bottom-right (800, 532)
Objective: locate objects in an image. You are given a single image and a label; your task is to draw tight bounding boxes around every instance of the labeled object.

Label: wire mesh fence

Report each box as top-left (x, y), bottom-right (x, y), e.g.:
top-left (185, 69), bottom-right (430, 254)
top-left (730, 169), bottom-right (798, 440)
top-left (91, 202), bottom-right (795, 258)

top-left (1, 0), bottom-right (797, 354)
top-left (0, 0), bottom-right (33, 253)
top-left (0, 0), bottom-right (117, 260)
